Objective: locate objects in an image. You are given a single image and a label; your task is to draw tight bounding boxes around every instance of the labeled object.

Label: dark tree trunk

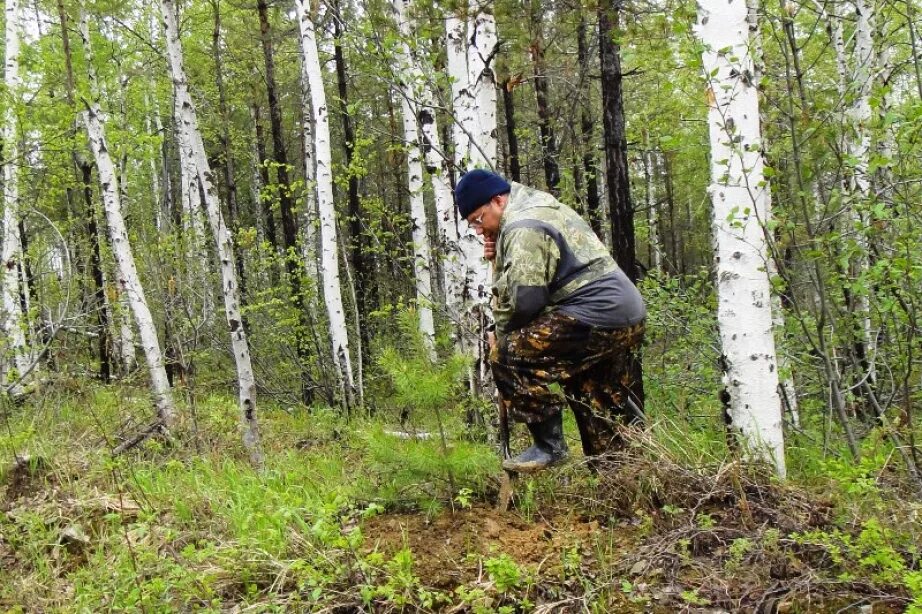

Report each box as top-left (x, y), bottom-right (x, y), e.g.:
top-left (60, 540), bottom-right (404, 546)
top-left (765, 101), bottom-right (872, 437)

top-left (61, 178), bottom-right (91, 359)
top-left (257, 0), bottom-right (298, 259)
top-left (82, 162), bottom-right (113, 384)
top-left (257, 0), bottom-right (313, 404)
top-left (577, 10), bottom-right (602, 236)
top-left (386, 96), bottom-right (412, 292)
top-left (169, 112), bottom-right (184, 230)
top-left (58, 0), bottom-right (111, 382)
top-left (530, 0), bottom-right (559, 195)
top-left (331, 2), bottom-right (369, 371)
top-left (158, 105), bottom-right (175, 230)
top-left (211, 0), bottom-right (247, 303)
top-left (599, 0), bottom-right (643, 411)
top-left (572, 119), bottom-right (583, 204)
top-left (17, 220), bottom-right (42, 354)
top-left (502, 79), bottom-right (521, 182)
top-left (252, 104), bottom-right (279, 251)
top-left (599, 1), bottom-right (637, 282)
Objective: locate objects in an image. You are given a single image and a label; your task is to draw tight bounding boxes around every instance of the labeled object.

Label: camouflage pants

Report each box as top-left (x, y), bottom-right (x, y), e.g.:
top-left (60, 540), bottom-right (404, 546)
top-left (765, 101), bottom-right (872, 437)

top-left (490, 311), bottom-right (645, 456)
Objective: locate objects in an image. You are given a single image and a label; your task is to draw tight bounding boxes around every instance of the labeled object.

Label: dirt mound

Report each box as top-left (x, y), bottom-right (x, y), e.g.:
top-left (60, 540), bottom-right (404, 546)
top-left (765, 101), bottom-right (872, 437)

top-left (1, 454), bottom-right (50, 503)
top-left (362, 505), bottom-right (624, 590)
top-left (553, 438), bottom-right (913, 612)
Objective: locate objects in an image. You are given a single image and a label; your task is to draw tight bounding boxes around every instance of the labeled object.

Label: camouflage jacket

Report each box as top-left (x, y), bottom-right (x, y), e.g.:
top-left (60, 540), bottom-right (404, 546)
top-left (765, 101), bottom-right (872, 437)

top-left (492, 183), bottom-right (641, 333)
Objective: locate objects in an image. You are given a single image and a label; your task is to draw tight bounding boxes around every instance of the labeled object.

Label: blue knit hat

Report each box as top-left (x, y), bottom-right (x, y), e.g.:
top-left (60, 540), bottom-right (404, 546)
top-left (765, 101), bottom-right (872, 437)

top-left (454, 169), bottom-right (511, 218)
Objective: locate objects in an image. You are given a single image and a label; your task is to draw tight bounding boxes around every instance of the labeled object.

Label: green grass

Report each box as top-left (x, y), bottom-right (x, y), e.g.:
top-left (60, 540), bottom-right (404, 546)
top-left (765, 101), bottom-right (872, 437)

top-left (2, 375), bottom-right (921, 611)
top-left (0, 381), bottom-right (505, 611)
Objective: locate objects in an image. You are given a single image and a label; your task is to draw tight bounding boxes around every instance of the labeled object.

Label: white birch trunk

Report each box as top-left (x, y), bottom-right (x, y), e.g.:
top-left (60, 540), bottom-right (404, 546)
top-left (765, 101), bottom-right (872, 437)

top-left (848, 0), bottom-right (875, 197)
top-left (643, 146), bottom-right (662, 271)
top-left (294, 0), bottom-right (355, 402)
top-left (1, 0), bottom-right (30, 394)
top-left (749, 0), bottom-right (799, 427)
top-left (445, 4), bottom-right (492, 308)
top-left (820, 2), bottom-right (849, 107)
top-left (467, 7), bottom-right (498, 169)
top-left (392, 0), bottom-right (436, 357)
top-left (847, 0), bottom-right (876, 381)
top-left (390, 4), bottom-right (464, 338)
top-left (875, 31), bottom-right (896, 203)
top-left (160, 0), bottom-right (263, 467)
top-left (419, 89), bottom-right (464, 324)
top-left (298, 59), bottom-right (320, 283)
top-left (696, 0), bottom-right (786, 476)
top-left (173, 90), bottom-right (212, 323)
top-left (146, 12), bottom-right (167, 232)
top-left (175, 95), bottom-right (203, 239)
top-left (446, 12), bottom-right (472, 170)
top-left (117, 289), bottom-right (138, 372)
top-left (79, 13), bottom-right (175, 425)
top-left (457, 226), bottom-right (491, 305)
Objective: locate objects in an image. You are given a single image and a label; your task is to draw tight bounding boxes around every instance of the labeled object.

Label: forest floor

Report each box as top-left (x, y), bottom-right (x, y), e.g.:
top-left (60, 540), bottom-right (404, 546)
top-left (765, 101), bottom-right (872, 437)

top-left (1, 382), bottom-right (921, 612)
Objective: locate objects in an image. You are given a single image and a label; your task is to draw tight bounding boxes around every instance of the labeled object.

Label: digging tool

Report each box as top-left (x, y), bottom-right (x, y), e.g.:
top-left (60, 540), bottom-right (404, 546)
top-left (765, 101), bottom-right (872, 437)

top-left (497, 391), bottom-right (516, 511)
top-left (484, 243), bottom-right (516, 511)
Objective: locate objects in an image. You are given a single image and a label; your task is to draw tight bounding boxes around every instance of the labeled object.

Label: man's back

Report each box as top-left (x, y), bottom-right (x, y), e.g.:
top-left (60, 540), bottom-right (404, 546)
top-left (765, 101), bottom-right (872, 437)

top-left (493, 182), bottom-right (645, 332)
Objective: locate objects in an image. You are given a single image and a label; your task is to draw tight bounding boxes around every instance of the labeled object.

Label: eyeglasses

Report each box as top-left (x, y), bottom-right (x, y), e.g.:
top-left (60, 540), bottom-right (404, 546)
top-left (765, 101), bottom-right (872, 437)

top-left (469, 209), bottom-right (486, 227)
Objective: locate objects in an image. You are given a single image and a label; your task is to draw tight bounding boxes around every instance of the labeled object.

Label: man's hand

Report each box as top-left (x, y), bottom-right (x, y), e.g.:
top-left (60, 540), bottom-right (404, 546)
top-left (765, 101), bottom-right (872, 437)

top-left (483, 233), bottom-right (497, 261)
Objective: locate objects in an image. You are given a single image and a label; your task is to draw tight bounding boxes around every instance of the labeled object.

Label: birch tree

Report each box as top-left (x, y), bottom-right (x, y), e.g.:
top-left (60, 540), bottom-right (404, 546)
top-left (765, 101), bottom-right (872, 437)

top-left (642, 145), bottom-right (663, 271)
top-left (144, 94), bottom-right (164, 232)
top-left (845, 0), bottom-right (877, 382)
top-left (114, 281), bottom-right (138, 373)
top-left (1, 0), bottom-right (30, 395)
top-left (444, 1), bottom-right (496, 392)
top-left (294, 0), bottom-right (355, 404)
top-left (445, 1), bottom-right (493, 309)
top-left (384, 1), bottom-right (464, 329)
top-left (298, 60), bottom-right (319, 282)
top-left (391, 0), bottom-right (435, 356)
top-left (160, 0), bottom-right (263, 467)
top-left (446, 11), bottom-right (473, 170)
top-left (175, 97), bottom-right (205, 244)
top-left (173, 92), bottom-right (211, 323)
top-left (695, 0), bottom-right (786, 476)
top-left (78, 12), bottom-right (175, 426)
top-left (419, 89), bottom-right (463, 324)
top-left (749, 0), bottom-right (799, 425)
top-left (467, 6), bottom-right (498, 169)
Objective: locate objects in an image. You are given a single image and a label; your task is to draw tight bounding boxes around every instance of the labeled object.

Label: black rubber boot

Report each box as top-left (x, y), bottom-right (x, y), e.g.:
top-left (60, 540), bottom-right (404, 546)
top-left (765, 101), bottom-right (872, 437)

top-left (502, 413), bottom-right (569, 473)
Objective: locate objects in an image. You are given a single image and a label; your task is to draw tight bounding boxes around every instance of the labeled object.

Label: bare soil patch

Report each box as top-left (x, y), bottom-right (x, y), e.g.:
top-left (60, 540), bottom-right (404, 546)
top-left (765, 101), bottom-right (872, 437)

top-left (362, 504), bottom-right (630, 591)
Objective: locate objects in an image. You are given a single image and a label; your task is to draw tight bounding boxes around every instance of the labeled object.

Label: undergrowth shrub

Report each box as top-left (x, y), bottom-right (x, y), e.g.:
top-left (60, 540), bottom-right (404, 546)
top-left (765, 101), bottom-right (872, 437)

top-left (640, 271), bottom-right (729, 462)
top-left (373, 308), bottom-right (493, 507)
top-left (363, 427), bottom-right (497, 510)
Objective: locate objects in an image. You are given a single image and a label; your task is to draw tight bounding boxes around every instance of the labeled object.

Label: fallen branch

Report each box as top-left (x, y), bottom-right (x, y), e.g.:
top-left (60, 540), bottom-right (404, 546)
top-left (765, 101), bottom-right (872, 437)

top-left (112, 420), bottom-right (168, 456)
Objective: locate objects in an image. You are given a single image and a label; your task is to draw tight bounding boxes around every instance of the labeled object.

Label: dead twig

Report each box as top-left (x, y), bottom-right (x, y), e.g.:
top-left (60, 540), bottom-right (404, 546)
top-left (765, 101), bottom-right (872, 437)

top-left (111, 421), bottom-right (168, 456)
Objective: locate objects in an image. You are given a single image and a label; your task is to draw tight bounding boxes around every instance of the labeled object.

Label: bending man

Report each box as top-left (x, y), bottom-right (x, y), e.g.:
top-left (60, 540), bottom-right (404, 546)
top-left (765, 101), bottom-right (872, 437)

top-left (455, 169), bottom-right (646, 472)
